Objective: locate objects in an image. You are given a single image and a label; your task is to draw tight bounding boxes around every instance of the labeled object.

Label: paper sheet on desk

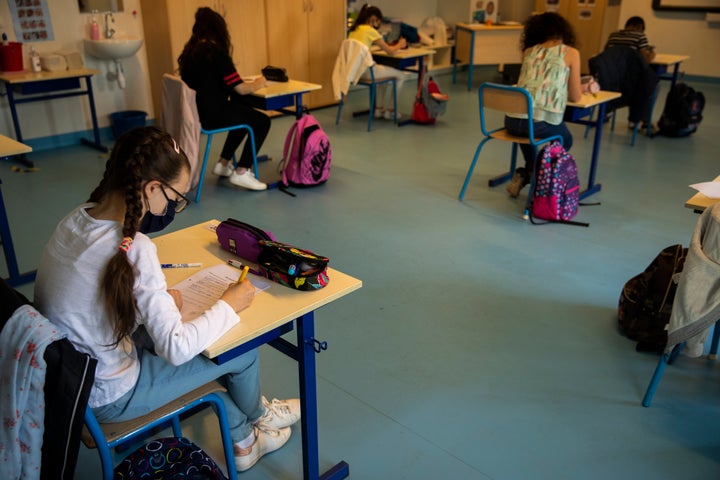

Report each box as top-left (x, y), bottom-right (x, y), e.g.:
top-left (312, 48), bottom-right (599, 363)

top-left (690, 182), bottom-right (720, 199)
top-left (171, 263), bottom-right (269, 321)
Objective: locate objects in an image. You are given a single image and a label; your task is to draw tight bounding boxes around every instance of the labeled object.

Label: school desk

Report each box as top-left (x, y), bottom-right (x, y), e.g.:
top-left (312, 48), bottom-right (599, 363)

top-left (154, 220), bottom-right (362, 480)
top-left (0, 68), bottom-right (108, 165)
top-left (452, 23), bottom-right (523, 91)
top-left (685, 175), bottom-right (720, 213)
top-left (371, 47), bottom-right (436, 126)
top-left (0, 135), bottom-right (35, 286)
top-left (647, 54), bottom-right (690, 136)
top-left (246, 79), bottom-right (322, 119)
top-left (565, 90), bottom-right (622, 199)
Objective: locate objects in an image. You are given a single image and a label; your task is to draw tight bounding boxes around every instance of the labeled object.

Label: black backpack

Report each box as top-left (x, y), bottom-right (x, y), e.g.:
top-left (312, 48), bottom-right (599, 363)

top-left (658, 82), bottom-right (705, 137)
top-left (617, 244), bottom-right (687, 353)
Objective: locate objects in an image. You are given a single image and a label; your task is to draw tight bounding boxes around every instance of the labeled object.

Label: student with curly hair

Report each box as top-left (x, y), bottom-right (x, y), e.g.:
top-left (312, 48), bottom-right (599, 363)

top-left (504, 12), bottom-right (582, 198)
top-left (34, 127), bottom-right (300, 472)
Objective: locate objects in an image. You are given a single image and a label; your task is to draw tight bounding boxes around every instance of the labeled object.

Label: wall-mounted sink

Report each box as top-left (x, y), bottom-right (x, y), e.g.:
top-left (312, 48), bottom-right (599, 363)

top-left (84, 37), bottom-right (143, 60)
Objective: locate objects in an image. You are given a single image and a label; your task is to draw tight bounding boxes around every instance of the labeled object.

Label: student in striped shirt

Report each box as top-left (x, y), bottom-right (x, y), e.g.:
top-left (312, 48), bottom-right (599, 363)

top-left (605, 16), bottom-right (656, 64)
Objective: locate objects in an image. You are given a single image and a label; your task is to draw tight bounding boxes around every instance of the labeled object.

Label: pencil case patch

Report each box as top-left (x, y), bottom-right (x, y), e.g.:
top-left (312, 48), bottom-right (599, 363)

top-left (216, 218), bottom-right (276, 263)
top-left (257, 240), bottom-right (329, 291)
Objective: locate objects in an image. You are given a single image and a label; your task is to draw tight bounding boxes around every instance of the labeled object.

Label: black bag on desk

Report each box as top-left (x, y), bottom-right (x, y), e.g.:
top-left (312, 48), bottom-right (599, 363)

top-left (262, 65), bottom-right (288, 82)
top-left (257, 240), bottom-right (329, 291)
top-left (618, 244), bottom-right (687, 353)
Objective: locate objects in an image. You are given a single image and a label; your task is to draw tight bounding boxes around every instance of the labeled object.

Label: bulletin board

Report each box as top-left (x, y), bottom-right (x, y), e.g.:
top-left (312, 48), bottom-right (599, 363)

top-left (652, 0), bottom-right (720, 12)
top-left (6, 0), bottom-right (55, 42)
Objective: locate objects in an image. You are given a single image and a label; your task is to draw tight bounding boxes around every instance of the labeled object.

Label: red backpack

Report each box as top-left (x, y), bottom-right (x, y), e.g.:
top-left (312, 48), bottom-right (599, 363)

top-left (279, 114), bottom-right (332, 188)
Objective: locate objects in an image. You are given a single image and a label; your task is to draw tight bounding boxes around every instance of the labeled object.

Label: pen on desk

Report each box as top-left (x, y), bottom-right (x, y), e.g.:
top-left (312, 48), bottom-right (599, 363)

top-left (237, 265), bottom-right (250, 284)
top-left (227, 259), bottom-right (245, 269)
top-left (161, 263), bottom-right (202, 269)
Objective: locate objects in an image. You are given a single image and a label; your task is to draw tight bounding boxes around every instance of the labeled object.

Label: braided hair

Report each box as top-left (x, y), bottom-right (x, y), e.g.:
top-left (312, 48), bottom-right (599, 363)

top-left (88, 126), bottom-right (190, 346)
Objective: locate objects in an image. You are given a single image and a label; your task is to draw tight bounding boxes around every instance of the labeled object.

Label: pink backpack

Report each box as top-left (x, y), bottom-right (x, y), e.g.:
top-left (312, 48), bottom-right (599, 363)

top-left (279, 114), bottom-right (331, 188)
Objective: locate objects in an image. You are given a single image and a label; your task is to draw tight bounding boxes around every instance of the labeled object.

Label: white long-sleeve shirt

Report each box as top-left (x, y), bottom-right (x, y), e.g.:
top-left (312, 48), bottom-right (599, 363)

top-left (34, 204), bottom-right (239, 407)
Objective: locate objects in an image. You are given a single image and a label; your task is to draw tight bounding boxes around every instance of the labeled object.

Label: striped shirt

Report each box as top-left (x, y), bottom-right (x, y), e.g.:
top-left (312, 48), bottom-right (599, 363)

top-left (605, 29), bottom-right (650, 51)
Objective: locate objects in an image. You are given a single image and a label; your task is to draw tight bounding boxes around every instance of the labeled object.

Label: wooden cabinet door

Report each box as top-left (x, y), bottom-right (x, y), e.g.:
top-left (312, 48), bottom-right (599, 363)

top-left (224, 0), bottom-right (268, 76)
top-left (306, 0), bottom-right (345, 107)
top-left (265, 0), bottom-right (311, 81)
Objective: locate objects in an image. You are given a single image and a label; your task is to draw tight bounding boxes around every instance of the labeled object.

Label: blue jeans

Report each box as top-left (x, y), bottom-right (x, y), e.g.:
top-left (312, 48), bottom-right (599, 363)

top-left (504, 116), bottom-right (573, 180)
top-left (92, 345), bottom-right (263, 443)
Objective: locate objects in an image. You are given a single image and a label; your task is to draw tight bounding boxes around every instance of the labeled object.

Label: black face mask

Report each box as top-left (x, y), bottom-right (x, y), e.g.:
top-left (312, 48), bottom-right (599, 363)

top-left (139, 200), bottom-right (176, 234)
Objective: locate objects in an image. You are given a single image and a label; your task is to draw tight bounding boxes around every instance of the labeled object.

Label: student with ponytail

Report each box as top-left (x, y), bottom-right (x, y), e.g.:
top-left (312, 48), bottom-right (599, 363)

top-left (34, 126), bottom-right (300, 472)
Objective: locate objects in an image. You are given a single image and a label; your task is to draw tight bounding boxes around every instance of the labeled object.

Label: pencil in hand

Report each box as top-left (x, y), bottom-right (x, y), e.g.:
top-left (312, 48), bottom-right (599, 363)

top-left (237, 265), bottom-right (250, 284)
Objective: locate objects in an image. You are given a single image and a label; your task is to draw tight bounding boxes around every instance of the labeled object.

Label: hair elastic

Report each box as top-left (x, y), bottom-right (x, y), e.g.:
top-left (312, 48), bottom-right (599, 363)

top-left (171, 138), bottom-right (180, 154)
top-left (119, 236), bottom-right (133, 252)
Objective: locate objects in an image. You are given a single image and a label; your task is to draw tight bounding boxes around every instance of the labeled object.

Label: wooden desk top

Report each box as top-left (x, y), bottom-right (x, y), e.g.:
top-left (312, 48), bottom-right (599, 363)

top-left (0, 135), bottom-right (32, 157)
top-left (567, 90), bottom-right (622, 109)
top-left (652, 54), bottom-right (690, 66)
top-left (371, 47), bottom-right (436, 59)
top-left (252, 79), bottom-right (322, 99)
top-left (456, 22), bottom-right (523, 31)
top-left (154, 220), bottom-right (362, 358)
top-left (0, 68), bottom-right (100, 84)
top-left (685, 175), bottom-right (720, 212)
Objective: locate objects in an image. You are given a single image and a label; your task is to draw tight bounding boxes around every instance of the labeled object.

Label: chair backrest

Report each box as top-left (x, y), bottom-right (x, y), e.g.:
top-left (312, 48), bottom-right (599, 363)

top-left (478, 82), bottom-right (535, 138)
top-left (161, 73), bottom-right (202, 189)
top-left (332, 38), bottom-right (375, 100)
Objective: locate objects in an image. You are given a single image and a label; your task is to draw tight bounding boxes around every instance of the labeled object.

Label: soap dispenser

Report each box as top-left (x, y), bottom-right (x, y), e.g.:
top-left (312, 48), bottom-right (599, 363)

top-left (90, 11), bottom-right (100, 40)
top-left (29, 46), bottom-right (41, 72)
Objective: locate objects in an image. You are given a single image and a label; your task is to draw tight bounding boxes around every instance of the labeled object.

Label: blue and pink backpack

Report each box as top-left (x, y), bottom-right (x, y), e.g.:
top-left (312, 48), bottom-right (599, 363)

top-left (279, 114), bottom-right (331, 189)
top-left (530, 141), bottom-right (589, 227)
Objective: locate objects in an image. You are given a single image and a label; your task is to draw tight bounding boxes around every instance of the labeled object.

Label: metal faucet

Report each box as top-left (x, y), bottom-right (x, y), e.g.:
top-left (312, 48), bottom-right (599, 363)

top-left (104, 12), bottom-right (115, 39)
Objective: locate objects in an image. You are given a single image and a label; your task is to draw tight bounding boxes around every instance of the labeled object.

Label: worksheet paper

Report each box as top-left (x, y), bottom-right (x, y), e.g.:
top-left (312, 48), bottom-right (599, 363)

top-left (690, 182), bottom-right (720, 199)
top-left (171, 263), bottom-right (269, 321)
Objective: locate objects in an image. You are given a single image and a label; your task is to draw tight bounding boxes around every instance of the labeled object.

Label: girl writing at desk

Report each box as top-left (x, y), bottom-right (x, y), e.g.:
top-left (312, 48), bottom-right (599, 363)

top-left (34, 127), bottom-right (300, 473)
top-left (348, 4), bottom-right (408, 120)
top-left (504, 12), bottom-right (582, 198)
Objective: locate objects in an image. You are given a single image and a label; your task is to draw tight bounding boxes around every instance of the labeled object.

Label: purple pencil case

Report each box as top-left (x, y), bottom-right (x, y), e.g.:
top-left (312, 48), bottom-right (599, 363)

top-left (215, 218), bottom-right (277, 263)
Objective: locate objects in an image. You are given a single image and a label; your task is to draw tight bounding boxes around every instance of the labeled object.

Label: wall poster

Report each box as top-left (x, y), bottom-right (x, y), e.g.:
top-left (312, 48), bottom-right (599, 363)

top-left (6, 0), bottom-right (55, 42)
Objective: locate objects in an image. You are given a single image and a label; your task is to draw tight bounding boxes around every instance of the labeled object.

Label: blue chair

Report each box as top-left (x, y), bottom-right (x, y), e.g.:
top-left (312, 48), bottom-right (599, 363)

top-left (82, 380), bottom-right (238, 480)
top-left (161, 74), bottom-right (260, 203)
top-left (458, 82), bottom-right (564, 218)
top-left (334, 39), bottom-right (397, 131)
top-left (195, 124), bottom-right (258, 202)
top-left (642, 321), bottom-right (720, 407)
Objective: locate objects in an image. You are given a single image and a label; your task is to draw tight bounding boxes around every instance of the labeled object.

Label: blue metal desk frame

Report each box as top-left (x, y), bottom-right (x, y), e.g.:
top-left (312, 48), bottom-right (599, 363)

top-left (0, 69), bottom-right (108, 157)
top-left (0, 176), bottom-right (36, 286)
top-left (213, 313), bottom-right (348, 480)
top-left (372, 49), bottom-right (429, 127)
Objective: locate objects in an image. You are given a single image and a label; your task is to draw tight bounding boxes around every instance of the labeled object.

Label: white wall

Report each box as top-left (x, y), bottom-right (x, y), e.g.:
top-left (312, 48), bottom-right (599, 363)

top-left (618, 3), bottom-right (720, 78)
top-left (0, 0), bottom-right (152, 141)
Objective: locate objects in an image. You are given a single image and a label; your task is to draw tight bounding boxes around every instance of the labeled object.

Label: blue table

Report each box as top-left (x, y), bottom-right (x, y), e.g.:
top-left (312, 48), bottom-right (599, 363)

top-left (245, 79), bottom-right (321, 119)
top-left (156, 221), bottom-right (363, 480)
top-left (0, 69), bottom-right (108, 163)
top-left (0, 135), bottom-right (35, 286)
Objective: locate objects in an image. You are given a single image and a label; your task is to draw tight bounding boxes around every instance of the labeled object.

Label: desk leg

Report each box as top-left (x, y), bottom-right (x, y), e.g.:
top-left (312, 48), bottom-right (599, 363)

top-left (3, 84), bottom-right (34, 168)
top-left (397, 57), bottom-right (427, 128)
top-left (467, 31), bottom-right (475, 92)
top-left (296, 312), bottom-right (349, 480)
top-left (294, 93), bottom-right (305, 119)
top-left (79, 76), bottom-right (109, 153)
top-left (0, 178), bottom-right (36, 286)
top-left (579, 103), bottom-right (604, 200)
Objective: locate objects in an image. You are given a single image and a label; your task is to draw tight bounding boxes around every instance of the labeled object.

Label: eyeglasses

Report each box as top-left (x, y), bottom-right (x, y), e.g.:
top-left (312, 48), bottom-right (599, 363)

top-left (160, 183), bottom-right (191, 213)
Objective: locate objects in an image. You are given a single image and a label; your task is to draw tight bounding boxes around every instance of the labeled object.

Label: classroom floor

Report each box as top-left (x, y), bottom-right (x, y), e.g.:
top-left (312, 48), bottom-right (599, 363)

top-left (3, 67), bottom-right (719, 479)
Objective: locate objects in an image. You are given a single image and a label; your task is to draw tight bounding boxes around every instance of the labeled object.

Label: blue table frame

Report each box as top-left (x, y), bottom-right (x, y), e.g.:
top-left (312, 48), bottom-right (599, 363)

top-left (157, 221), bottom-right (362, 480)
top-left (487, 91), bottom-right (621, 200)
top-left (372, 47), bottom-right (434, 127)
top-left (0, 69), bottom-right (108, 164)
top-left (245, 79), bottom-right (322, 120)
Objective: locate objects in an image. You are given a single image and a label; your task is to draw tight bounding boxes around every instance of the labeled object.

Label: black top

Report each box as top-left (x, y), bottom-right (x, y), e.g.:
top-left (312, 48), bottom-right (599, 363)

top-left (180, 41), bottom-right (245, 123)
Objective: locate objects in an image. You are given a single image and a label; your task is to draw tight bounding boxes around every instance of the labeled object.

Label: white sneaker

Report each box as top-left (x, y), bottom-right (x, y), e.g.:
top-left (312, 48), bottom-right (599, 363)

top-left (212, 161), bottom-right (233, 177)
top-left (384, 110), bottom-right (401, 121)
top-left (234, 426), bottom-right (291, 472)
top-left (229, 170), bottom-right (267, 191)
top-left (256, 396), bottom-right (301, 430)
top-left (374, 108), bottom-right (385, 119)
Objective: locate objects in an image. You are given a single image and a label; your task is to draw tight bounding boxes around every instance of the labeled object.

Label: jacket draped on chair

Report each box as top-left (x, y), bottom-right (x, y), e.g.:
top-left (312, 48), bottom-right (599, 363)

top-left (589, 45), bottom-right (657, 123)
top-left (667, 202), bottom-right (720, 351)
top-left (331, 38), bottom-right (375, 101)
